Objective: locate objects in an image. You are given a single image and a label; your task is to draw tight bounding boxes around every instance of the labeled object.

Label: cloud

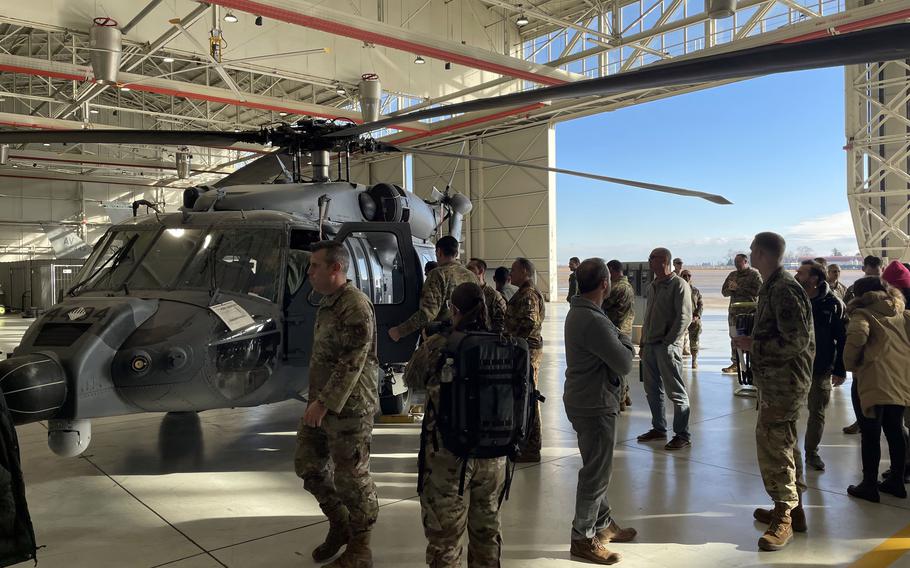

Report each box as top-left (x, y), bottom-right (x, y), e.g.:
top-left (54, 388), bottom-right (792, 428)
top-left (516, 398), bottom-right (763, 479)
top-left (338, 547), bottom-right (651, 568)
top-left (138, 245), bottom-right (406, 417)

top-left (787, 211), bottom-right (856, 242)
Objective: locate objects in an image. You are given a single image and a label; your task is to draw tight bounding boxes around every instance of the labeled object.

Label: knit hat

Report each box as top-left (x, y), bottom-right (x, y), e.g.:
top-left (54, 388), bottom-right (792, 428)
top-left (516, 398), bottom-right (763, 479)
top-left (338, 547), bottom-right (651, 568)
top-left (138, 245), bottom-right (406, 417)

top-left (882, 259), bottom-right (910, 290)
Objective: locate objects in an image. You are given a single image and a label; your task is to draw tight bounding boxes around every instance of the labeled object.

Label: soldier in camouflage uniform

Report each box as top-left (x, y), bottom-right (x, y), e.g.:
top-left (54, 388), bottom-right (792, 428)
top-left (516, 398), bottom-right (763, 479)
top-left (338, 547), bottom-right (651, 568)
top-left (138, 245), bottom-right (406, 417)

top-left (733, 232), bottom-right (814, 553)
top-left (722, 253), bottom-right (763, 374)
top-left (467, 258), bottom-right (507, 333)
top-left (604, 260), bottom-right (635, 410)
top-left (389, 235), bottom-right (475, 342)
top-left (295, 240), bottom-right (380, 568)
top-left (680, 270), bottom-right (703, 370)
top-left (827, 264), bottom-right (847, 300)
top-left (506, 257), bottom-right (545, 463)
top-left (404, 282), bottom-right (507, 568)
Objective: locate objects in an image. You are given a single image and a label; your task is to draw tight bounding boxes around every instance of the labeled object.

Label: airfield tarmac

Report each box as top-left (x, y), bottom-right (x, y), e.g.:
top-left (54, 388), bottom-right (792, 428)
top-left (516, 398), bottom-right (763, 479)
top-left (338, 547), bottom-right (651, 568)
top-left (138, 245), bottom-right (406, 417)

top-left (7, 270), bottom-right (909, 568)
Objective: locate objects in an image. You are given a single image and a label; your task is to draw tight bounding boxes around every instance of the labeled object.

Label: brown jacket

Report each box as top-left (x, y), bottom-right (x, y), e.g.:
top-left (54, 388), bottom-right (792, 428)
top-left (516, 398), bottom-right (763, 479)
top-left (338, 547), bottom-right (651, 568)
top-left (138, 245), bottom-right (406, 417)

top-left (843, 289), bottom-right (910, 417)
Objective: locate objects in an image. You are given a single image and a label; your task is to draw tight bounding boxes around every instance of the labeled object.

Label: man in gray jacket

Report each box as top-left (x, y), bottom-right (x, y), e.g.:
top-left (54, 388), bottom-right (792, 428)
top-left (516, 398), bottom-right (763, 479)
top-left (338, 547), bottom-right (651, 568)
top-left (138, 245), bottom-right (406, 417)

top-left (638, 247), bottom-right (693, 450)
top-left (565, 258), bottom-right (637, 565)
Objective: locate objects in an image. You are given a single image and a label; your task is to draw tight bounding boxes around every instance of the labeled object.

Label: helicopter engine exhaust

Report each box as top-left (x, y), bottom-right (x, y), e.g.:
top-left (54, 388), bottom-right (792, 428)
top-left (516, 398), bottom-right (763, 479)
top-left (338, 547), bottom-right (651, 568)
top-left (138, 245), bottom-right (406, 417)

top-left (0, 353), bottom-right (67, 425)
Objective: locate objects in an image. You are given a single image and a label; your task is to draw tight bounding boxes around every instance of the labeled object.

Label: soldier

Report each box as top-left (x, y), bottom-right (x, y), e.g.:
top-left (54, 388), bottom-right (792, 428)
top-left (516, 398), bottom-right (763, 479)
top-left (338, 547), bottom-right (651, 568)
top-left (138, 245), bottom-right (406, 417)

top-left (680, 270), bottom-right (703, 370)
top-left (637, 248), bottom-right (693, 451)
top-left (295, 240), bottom-right (380, 568)
top-left (794, 260), bottom-right (847, 472)
top-left (467, 257), bottom-right (507, 333)
top-left (389, 235), bottom-right (475, 342)
top-left (733, 232), bottom-right (814, 552)
top-left (493, 266), bottom-right (519, 302)
top-left (813, 257), bottom-right (828, 270)
top-left (506, 257), bottom-right (545, 462)
top-left (603, 259), bottom-right (635, 410)
top-left (424, 260), bottom-right (438, 278)
top-left (404, 282), bottom-right (507, 568)
top-left (672, 258), bottom-right (683, 275)
top-left (827, 263), bottom-right (847, 300)
top-left (721, 253), bottom-right (763, 374)
top-left (567, 257), bottom-right (581, 301)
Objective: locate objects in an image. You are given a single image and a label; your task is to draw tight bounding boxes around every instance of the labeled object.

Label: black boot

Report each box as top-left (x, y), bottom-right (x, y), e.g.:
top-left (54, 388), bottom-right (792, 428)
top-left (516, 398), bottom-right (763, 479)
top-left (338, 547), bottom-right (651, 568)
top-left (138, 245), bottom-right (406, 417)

top-left (847, 481), bottom-right (880, 503)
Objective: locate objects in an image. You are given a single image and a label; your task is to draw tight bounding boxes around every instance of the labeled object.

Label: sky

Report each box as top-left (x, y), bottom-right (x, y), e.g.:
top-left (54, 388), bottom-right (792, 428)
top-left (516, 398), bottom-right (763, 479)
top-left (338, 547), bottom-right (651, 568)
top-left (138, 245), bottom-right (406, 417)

top-left (555, 67), bottom-right (857, 265)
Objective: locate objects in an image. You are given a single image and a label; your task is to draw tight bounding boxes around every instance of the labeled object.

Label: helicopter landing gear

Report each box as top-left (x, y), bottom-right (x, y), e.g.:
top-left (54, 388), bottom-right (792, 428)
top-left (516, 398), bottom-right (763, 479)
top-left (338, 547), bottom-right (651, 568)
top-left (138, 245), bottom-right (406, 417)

top-left (378, 366), bottom-right (410, 416)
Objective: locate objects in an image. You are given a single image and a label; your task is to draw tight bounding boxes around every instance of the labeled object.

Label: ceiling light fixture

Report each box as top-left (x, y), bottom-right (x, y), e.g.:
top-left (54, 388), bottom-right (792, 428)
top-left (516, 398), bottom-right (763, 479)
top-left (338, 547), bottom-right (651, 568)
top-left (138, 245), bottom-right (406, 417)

top-left (516, 13), bottom-right (529, 26)
top-left (278, 111), bottom-right (288, 116)
top-left (120, 86), bottom-right (131, 92)
top-left (223, 11), bottom-right (239, 23)
top-left (162, 56), bottom-right (175, 63)
top-left (335, 85), bottom-right (346, 96)
top-left (43, 143), bottom-right (50, 147)
top-left (255, 15), bottom-right (263, 26)
top-left (89, 108), bottom-right (99, 114)
top-left (414, 55), bottom-right (425, 65)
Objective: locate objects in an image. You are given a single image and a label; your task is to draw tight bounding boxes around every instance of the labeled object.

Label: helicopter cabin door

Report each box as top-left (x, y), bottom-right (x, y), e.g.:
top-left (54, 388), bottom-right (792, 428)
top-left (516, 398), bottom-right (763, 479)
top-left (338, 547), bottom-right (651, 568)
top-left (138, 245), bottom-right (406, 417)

top-left (284, 222), bottom-right (420, 368)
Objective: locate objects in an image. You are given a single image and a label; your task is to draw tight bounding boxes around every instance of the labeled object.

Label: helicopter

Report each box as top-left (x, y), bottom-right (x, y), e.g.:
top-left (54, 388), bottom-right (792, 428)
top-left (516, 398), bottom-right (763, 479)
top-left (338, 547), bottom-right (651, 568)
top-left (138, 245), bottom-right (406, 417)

top-left (0, 22), bottom-right (907, 458)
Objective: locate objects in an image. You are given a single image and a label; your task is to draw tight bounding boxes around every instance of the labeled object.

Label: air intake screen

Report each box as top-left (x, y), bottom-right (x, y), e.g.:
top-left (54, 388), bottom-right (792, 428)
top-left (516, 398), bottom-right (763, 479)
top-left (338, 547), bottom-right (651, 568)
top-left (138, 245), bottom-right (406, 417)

top-left (34, 323), bottom-right (92, 347)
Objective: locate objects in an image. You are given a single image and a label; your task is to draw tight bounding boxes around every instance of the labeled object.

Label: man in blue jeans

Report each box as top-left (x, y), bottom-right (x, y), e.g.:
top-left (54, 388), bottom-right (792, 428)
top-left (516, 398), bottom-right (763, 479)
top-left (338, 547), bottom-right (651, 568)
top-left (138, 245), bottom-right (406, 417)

top-left (564, 258), bottom-right (637, 565)
top-left (637, 247), bottom-right (693, 450)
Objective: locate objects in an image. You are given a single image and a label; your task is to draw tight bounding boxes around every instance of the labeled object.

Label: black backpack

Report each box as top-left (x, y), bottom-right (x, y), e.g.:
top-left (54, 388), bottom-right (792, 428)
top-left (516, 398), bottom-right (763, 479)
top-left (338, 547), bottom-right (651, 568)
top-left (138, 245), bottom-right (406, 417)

top-left (418, 331), bottom-right (543, 503)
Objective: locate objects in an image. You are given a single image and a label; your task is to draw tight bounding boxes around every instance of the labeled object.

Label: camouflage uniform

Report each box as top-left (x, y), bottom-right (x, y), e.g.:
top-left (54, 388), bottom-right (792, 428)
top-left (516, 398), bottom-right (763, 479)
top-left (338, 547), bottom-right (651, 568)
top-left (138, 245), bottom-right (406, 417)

top-left (603, 276), bottom-right (635, 337)
top-left (722, 267), bottom-right (763, 363)
top-left (505, 281), bottom-right (545, 458)
top-left (404, 335), bottom-right (507, 568)
top-left (295, 282), bottom-right (380, 538)
top-left (688, 285), bottom-right (704, 355)
top-left (831, 280), bottom-right (847, 301)
top-left (481, 284), bottom-right (507, 334)
top-left (397, 261), bottom-right (477, 338)
top-left (751, 268), bottom-right (814, 510)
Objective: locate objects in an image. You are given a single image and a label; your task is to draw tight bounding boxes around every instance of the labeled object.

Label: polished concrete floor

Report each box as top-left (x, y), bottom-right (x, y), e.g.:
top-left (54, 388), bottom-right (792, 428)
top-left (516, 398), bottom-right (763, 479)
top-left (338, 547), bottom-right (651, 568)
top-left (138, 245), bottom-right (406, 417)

top-left (7, 306), bottom-right (910, 568)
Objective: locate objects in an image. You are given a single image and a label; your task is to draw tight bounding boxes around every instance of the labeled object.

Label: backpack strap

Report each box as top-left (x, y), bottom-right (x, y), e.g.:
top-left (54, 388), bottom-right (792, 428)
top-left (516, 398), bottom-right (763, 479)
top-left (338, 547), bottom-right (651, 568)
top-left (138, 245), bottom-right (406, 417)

top-left (457, 458), bottom-right (469, 496)
top-left (498, 459), bottom-right (517, 509)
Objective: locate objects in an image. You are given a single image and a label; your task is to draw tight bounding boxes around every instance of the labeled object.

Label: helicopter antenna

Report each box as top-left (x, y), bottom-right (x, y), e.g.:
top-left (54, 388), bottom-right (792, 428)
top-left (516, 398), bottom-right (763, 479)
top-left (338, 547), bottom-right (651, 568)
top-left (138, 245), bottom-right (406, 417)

top-left (275, 154), bottom-right (293, 182)
top-left (317, 194), bottom-right (331, 240)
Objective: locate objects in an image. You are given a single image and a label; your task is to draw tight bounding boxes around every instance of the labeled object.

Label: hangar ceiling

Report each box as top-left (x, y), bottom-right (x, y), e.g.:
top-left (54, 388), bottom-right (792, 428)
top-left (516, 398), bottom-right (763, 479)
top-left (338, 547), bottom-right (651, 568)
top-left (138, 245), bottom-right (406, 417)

top-left (0, 0), bottom-right (906, 261)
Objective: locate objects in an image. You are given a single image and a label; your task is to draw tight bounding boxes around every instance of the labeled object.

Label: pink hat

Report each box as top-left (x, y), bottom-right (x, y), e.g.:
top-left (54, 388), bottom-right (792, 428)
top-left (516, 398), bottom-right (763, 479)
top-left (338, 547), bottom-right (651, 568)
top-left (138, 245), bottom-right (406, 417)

top-left (882, 260), bottom-right (910, 290)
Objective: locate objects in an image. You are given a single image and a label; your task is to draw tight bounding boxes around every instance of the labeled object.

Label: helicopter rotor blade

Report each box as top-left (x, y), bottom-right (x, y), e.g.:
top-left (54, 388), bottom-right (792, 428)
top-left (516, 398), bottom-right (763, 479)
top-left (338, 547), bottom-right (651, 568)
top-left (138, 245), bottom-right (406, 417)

top-left (331, 23), bottom-right (910, 137)
top-left (213, 148), bottom-right (293, 187)
top-left (386, 144), bottom-right (732, 205)
top-left (0, 129), bottom-right (265, 147)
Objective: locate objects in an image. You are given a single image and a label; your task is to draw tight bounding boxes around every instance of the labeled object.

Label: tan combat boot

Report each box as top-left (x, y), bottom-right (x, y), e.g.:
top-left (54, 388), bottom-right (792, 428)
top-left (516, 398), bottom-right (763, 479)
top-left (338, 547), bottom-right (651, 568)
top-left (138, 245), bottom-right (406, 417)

top-left (753, 504), bottom-right (807, 533)
top-left (312, 506), bottom-right (351, 562)
top-left (325, 530), bottom-right (372, 568)
top-left (758, 503), bottom-right (794, 551)
top-left (721, 362), bottom-right (739, 374)
top-left (570, 537), bottom-right (621, 565)
top-left (596, 520), bottom-right (637, 543)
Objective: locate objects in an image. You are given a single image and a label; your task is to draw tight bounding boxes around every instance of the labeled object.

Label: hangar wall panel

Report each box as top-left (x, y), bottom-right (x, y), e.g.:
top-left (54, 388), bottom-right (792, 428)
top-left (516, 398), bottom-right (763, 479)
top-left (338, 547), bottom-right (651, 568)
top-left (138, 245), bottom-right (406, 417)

top-left (348, 156), bottom-right (405, 187)
top-left (412, 124), bottom-right (557, 299)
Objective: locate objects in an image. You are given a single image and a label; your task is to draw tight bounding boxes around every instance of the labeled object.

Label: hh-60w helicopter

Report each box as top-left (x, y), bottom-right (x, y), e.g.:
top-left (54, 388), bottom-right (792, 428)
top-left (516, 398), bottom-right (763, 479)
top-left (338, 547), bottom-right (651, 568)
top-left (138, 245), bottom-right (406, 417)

top-left (0, 22), bottom-right (907, 458)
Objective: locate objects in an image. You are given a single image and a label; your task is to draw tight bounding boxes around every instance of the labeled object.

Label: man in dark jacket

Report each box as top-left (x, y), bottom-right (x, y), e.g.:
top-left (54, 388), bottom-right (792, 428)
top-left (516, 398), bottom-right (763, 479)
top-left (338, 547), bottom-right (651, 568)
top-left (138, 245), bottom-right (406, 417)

top-left (567, 257), bottom-right (580, 301)
top-left (0, 387), bottom-right (38, 567)
top-left (564, 258), bottom-right (636, 565)
top-left (795, 261), bottom-right (847, 472)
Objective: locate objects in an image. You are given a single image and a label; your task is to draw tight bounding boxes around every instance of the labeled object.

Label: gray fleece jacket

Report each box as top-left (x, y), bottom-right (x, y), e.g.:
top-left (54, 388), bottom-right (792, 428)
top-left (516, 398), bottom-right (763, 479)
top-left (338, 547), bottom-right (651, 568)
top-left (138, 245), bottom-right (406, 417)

top-left (563, 296), bottom-right (635, 416)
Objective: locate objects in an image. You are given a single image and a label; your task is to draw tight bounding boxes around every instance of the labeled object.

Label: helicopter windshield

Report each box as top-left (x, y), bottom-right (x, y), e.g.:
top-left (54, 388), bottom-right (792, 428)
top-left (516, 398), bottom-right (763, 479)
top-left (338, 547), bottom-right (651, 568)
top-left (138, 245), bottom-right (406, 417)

top-left (73, 227), bottom-right (284, 302)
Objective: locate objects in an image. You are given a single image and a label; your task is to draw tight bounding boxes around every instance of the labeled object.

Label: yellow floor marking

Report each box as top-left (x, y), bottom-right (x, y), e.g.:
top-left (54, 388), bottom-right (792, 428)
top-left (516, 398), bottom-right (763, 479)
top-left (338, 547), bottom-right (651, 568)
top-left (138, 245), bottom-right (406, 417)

top-left (850, 522), bottom-right (910, 568)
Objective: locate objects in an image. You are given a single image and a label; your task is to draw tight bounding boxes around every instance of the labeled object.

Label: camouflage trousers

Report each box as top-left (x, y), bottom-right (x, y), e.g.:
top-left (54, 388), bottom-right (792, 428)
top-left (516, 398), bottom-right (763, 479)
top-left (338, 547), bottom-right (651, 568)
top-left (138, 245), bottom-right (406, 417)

top-left (420, 443), bottom-right (506, 568)
top-left (687, 319), bottom-right (702, 354)
top-left (804, 374), bottom-right (832, 458)
top-left (294, 414), bottom-right (379, 533)
top-left (518, 349), bottom-right (543, 458)
top-left (756, 392), bottom-right (807, 510)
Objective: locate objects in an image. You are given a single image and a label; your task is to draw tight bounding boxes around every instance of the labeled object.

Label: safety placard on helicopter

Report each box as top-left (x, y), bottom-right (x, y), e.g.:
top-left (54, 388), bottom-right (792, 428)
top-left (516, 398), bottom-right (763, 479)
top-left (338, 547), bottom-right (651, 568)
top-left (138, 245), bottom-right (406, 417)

top-left (209, 300), bottom-right (256, 332)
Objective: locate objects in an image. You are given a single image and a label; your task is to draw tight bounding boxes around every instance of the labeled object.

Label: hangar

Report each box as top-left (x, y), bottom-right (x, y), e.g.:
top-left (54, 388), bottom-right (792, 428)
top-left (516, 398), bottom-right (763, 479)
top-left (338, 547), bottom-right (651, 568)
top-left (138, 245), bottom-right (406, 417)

top-left (0, 0), bottom-right (909, 566)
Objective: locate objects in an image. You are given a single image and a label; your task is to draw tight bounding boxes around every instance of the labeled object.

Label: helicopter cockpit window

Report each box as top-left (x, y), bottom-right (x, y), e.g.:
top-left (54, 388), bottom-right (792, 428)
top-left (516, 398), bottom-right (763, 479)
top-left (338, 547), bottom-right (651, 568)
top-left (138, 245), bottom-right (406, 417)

top-left (70, 229), bottom-right (157, 293)
top-left (127, 229), bottom-right (207, 290)
top-left (346, 232), bottom-right (404, 305)
top-left (179, 229), bottom-right (283, 302)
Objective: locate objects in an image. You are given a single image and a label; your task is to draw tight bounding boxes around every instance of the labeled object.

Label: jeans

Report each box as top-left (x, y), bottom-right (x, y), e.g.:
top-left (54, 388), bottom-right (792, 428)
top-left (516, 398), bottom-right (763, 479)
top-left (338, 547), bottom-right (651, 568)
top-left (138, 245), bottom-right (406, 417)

top-left (860, 405), bottom-right (907, 485)
top-left (567, 412), bottom-right (617, 540)
top-left (642, 342), bottom-right (690, 440)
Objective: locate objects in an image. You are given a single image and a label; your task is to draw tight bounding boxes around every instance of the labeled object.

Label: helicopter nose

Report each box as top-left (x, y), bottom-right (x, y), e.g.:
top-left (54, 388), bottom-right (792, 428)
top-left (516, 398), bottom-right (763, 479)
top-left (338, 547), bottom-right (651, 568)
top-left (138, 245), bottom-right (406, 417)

top-left (0, 354), bottom-right (68, 425)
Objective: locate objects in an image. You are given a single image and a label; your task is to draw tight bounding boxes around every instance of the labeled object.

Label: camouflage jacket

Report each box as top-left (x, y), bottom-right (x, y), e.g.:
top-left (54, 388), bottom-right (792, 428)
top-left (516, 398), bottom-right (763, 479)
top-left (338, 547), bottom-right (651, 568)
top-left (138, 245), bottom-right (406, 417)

top-left (402, 333), bottom-right (448, 433)
top-left (397, 261), bottom-right (476, 337)
top-left (722, 267), bottom-right (763, 318)
top-left (831, 280), bottom-right (847, 301)
top-left (602, 276), bottom-right (635, 337)
top-left (309, 281), bottom-right (379, 417)
top-left (690, 285), bottom-right (704, 319)
top-left (751, 268), bottom-right (815, 401)
top-left (505, 281), bottom-right (545, 350)
top-left (482, 283), bottom-right (507, 333)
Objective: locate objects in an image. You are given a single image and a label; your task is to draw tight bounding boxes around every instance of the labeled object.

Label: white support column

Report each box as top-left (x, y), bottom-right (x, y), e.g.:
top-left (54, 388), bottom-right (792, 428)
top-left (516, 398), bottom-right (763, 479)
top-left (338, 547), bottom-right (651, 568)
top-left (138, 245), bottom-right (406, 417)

top-left (846, 58), bottom-right (910, 262)
top-left (412, 123), bottom-right (557, 299)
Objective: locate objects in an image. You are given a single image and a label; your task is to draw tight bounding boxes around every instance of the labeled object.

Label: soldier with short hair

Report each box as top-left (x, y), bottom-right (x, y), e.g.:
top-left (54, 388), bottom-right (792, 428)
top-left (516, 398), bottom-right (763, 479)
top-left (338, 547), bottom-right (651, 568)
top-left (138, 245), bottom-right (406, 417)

top-left (506, 257), bottom-right (545, 462)
top-left (493, 266), bottom-right (518, 302)
top-left (722, 254), bottom-right (763, 374)
top-left (603, 259), bottom-right (635, 410)
top-left (680, 270), bottom-right (703, 370)
top-left (295, 240), bottom-right (380, 568)
top-left (467, 257), bottom-right (507, 333)
top-left (827, 263), bottom-right (847, 300)
top-left (734, 232), bottom-right (814, 552)
top-left (389, 235), bottom-right (475, 342)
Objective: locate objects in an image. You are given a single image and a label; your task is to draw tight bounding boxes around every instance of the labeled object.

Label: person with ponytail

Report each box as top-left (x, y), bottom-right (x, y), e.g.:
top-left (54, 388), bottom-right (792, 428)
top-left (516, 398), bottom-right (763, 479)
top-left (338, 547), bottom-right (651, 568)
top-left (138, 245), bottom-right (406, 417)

top-left (403, 282), bottom-right (506, 568)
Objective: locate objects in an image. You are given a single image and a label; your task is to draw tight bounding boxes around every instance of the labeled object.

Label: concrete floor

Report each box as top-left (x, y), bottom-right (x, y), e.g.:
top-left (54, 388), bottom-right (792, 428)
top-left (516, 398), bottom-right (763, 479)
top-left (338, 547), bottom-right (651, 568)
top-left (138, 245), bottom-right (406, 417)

top-left (7, 305), bottom-right (910, 568)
